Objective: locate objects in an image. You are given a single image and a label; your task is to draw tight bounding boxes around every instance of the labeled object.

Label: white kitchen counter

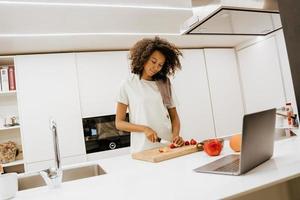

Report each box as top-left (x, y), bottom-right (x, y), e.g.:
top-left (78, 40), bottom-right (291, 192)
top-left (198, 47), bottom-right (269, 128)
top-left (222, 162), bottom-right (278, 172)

top-left (14, 135), bottom-right (300, 200)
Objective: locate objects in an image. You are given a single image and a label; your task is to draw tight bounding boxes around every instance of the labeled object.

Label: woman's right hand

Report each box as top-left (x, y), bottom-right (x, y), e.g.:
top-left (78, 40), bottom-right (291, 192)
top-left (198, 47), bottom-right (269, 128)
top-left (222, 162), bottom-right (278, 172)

top-left (143, 127), bottom-right (158, 143)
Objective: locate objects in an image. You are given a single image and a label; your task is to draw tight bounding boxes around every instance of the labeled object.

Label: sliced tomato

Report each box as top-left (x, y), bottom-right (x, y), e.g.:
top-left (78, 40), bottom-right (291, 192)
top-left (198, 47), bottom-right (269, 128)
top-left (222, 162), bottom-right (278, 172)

top-left (190, 139), bottom-right (197, 145)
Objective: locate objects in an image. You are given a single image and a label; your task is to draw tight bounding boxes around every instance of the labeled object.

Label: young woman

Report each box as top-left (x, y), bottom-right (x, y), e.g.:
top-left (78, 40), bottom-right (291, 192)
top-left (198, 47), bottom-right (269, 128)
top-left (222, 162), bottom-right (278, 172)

top-left (115, 37), bottom-right (184, 153)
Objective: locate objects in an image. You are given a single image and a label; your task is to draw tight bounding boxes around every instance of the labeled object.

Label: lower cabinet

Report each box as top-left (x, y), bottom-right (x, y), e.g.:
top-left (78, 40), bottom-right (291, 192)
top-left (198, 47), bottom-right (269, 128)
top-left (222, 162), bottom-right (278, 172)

top-left (15, 53), bottom-right (86, 171)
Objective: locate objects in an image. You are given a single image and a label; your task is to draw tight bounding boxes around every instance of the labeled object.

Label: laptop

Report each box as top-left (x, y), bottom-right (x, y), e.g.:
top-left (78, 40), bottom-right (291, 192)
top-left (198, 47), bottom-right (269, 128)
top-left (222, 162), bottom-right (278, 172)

top-left (194, 108), bottom-right (276, 176)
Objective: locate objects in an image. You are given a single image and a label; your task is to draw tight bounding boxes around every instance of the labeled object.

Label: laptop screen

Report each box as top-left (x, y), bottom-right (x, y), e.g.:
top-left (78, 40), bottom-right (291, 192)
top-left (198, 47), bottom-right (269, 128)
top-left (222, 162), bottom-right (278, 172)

top-left (239, 108), bottom-right (276, 174)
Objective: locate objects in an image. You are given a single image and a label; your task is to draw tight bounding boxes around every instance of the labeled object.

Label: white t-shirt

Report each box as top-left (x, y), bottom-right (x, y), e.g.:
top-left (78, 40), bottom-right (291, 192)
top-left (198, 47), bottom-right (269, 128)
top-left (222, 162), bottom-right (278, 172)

top-left (117, 74), bottom-right (177, 153)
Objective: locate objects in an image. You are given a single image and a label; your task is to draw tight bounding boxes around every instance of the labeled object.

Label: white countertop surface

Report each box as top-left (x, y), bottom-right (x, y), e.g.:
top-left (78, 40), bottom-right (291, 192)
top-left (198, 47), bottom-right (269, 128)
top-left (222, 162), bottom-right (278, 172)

top-left (14, 135), bottom-right (300, 200)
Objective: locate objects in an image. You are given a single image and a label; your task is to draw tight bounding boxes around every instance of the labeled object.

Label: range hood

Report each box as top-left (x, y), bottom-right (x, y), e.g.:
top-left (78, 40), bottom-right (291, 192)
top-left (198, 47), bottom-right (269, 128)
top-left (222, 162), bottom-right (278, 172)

top-left (181, 0), bottom-right (282, 35)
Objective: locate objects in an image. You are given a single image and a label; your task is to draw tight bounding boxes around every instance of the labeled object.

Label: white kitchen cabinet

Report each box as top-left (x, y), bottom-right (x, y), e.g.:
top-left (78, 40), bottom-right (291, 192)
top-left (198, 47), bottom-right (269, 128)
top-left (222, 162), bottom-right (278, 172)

top-left (204, 49), bottom-right (244, 137)
top-left (275, 30), bottom-right (298, 115)
top-left (172, 49), bottom-right (215, 141)
top-left (236, 36), bottom-right (286, 114)
top-left (87, 147), bottom-right (130, 161)
top-left (25, 154), bottom-right (87, 172)
top-left (15, 53), bottom-right (86, 170)
top-left (75, 51), bottom-right (130, 118)
top-left (25, 160), bottom-right (54, 173)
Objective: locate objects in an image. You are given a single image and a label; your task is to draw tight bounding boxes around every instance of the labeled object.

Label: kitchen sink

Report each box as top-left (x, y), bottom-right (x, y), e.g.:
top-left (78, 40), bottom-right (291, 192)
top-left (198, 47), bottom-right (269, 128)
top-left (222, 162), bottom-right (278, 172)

top-left (62, 164), bottom-right (106, 182)
top-left (18, 164), bottom-right (106, 191)
top-left (18, 173), bottom-right (46, 191)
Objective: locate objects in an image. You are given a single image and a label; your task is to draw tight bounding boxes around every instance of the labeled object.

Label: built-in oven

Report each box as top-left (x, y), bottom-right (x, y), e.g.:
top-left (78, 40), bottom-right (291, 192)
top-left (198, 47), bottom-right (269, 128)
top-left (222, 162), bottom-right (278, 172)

top-left (82, 114), bottom-right (130, 153)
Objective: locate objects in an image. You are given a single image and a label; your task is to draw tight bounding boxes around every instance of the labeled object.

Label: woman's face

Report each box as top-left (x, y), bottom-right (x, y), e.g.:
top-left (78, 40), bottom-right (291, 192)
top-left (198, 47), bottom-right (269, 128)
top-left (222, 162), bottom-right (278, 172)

top-left (142, 50), bottom-right (166, 80)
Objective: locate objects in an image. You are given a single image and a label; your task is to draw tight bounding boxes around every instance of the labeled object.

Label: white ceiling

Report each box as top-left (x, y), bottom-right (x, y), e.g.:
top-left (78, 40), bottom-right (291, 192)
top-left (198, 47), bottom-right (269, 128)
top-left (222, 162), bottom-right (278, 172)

top-left (0, 0), bottom-right (256, 55)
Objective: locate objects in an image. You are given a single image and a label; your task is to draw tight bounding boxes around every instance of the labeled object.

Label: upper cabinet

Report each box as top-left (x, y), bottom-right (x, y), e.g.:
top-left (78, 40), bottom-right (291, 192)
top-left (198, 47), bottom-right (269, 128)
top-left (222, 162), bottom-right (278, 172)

top-left (204, 49), bottom-right (244, 137)
top-left (236, 36), bottom-right (286, 114)
top-left (76, 51), bottom-right (130, 118)
top-left (173, 49), bottom-right (215, 141)
top-left (15, 53), bottom-right (86, 169)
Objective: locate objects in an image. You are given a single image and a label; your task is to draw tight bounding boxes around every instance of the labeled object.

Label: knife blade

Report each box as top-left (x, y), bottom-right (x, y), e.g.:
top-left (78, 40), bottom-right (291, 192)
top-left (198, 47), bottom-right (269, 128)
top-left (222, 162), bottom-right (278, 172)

top-left (156, 137), bottom-right (171, 145)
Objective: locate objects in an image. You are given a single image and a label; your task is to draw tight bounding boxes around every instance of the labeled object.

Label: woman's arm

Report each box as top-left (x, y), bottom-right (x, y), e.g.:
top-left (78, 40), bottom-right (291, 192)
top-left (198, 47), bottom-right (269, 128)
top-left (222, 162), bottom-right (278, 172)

top-left (168, 107), bottom-right (184, 146)
top-left (115, 102), bottom-right (158, 142)
top-left (168, 107), bottom-right (180, 137)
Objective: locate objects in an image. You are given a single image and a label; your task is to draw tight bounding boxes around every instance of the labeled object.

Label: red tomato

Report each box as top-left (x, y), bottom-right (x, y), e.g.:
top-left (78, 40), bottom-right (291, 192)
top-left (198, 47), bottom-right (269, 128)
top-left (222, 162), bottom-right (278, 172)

top-left (184, 141), bottom-right (190, 146)
top-left (169, 143), bottom-right (176, 149)
top-left (203, 139), bottom-right (223, 156)
top-left (190, 139), bottom-right (197, 145)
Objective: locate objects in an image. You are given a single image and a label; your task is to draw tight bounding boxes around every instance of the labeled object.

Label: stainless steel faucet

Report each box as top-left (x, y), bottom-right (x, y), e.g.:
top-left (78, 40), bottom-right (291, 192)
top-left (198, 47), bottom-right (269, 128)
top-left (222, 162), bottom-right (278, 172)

top-left (40, 119), bottom-right (63, 188)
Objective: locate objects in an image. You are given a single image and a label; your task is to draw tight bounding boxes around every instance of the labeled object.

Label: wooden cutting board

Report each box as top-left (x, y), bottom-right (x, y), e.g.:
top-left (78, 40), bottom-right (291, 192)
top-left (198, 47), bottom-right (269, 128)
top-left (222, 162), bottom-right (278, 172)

top-left (132, 145), bottom-right (201, 163)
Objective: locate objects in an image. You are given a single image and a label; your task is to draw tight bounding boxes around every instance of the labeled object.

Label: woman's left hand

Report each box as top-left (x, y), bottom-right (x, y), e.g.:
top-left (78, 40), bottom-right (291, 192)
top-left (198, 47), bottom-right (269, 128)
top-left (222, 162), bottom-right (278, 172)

top-left (172, 135), bottom-right (184, 147)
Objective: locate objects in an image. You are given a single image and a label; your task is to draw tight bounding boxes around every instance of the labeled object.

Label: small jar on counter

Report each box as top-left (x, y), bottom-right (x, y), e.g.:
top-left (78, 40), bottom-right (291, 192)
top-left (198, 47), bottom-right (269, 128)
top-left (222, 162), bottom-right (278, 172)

top-left (285, 103), bottom-right (294, 126)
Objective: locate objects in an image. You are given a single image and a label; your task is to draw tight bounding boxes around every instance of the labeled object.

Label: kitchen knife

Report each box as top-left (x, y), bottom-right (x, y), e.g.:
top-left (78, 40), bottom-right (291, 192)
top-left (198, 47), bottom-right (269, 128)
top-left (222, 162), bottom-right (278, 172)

top-left (156, 137), bottom-right (171, 145)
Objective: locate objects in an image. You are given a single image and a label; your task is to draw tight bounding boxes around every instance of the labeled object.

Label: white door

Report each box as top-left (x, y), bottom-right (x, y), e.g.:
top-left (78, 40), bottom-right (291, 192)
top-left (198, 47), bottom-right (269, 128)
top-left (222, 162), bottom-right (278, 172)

top-left (204, 49), bottom-right (244, 137)
top-left (76, 51), bottom-right (130, 118)
top-left (172, 49), bottom-right (215, 141)
top-left (237, 37), bottom-right (286, 113)
top-left (15, 53), bottom-right (86, 168)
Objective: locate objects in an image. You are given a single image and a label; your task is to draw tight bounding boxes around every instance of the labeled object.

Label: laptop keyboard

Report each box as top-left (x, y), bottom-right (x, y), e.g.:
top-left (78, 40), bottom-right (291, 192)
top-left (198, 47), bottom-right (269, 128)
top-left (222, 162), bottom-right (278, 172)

top-left (215, 158), bottom-right (240, 172)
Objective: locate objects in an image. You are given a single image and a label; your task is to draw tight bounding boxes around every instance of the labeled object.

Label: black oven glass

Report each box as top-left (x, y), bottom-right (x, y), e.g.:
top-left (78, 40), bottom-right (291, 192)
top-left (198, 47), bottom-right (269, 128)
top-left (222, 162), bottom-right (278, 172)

top-left (83, 114), bottom-right (130, 153)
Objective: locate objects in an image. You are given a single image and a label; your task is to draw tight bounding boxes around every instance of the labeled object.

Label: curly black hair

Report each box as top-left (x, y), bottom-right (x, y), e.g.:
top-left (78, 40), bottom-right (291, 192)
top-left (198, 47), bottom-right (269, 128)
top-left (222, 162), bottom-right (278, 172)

top-left (129, 36), bottom-right (182, 81)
